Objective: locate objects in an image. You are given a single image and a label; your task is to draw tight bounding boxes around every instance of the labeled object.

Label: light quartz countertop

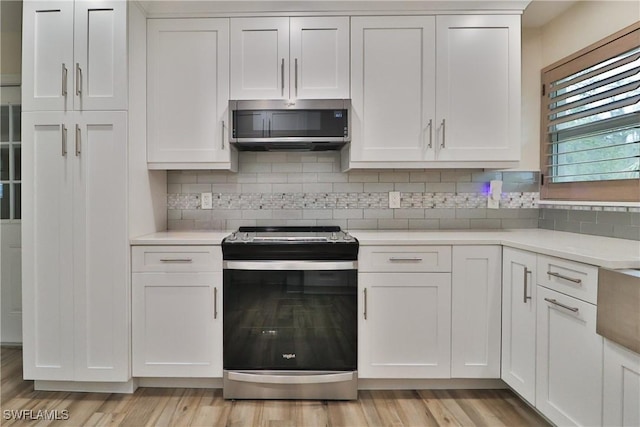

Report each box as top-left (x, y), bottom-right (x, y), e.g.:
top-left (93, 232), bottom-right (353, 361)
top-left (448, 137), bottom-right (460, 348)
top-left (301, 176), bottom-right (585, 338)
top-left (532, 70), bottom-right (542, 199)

top-left (130, 230), bottom-right (232, 245)
top-left (130, 229), bottom-right (640, 269)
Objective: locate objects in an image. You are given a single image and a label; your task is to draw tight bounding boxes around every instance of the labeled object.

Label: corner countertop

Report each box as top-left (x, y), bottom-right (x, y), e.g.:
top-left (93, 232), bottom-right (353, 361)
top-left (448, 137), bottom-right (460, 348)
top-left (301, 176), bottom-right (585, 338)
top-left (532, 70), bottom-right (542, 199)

top-left (351, 229), bottom-right (640, 269)
top-left (130, 229), bottom-right (640, 269)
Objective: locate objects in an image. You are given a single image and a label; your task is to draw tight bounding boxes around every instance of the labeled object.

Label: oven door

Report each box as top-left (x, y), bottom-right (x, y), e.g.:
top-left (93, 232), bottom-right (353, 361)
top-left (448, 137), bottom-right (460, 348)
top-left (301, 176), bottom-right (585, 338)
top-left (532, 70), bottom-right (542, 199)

top-left (223, 261), bottom-right (357, 372)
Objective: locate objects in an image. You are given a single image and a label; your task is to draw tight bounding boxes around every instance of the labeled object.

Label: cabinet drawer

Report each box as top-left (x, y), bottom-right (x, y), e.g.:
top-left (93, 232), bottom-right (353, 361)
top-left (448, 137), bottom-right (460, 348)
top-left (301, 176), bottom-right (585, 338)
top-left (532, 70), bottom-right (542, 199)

top-left (132, 246), bottom-right (222, 273)
top-left (359, 246), bottom-right (451, 272)
top-left (537, 255), bottom-right (598, 304)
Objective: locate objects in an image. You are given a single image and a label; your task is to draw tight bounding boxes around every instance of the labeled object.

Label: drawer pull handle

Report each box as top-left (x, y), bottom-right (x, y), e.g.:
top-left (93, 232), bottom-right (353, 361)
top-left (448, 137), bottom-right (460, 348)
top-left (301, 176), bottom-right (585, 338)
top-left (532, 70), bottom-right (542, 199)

top-left (389, 257), bottom-right (423, 262)
top-left (547, 271), bottom-right (582, 284)
top-left (159, 258), bottom-right (193, 263)
top-left (544, 298), bottom-right (579, 313)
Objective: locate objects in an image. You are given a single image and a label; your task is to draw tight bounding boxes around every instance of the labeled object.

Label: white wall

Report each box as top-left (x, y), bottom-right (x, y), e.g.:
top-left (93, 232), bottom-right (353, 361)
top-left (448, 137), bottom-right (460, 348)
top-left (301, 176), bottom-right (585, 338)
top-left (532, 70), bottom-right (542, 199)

top-left (520, 26), bottom-right (542, 171)
top-left (519, 0), bottom-right (639, 171)
top-left (0, 0), bottom-right (22, 77)
top-left (541, 0), bottom-right (639, 67)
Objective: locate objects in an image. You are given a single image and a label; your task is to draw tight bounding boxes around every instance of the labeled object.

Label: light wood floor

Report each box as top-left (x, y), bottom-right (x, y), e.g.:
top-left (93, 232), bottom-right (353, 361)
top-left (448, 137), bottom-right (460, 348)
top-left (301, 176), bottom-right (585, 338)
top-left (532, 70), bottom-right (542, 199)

top-left (1, 347), bottom-right (549, 426)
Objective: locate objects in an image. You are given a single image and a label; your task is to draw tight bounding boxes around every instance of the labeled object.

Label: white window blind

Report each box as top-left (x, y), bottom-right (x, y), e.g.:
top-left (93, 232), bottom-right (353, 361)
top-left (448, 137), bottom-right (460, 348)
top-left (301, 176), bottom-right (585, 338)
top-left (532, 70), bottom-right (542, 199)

top-left (544, 44), bottom-right (640, 184)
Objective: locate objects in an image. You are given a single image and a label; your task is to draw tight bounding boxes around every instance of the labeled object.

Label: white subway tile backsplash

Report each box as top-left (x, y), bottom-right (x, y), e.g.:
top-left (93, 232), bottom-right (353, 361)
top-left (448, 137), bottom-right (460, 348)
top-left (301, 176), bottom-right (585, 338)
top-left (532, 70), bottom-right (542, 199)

top-left (167, 152), bottom-right (549, 232)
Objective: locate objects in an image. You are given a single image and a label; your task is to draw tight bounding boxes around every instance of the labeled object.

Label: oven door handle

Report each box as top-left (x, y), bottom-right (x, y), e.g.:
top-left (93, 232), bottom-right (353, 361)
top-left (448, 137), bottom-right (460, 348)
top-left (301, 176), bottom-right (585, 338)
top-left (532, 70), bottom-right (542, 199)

top-left (228, 371), bottom-right (354, 385)
top-left (223, 261), bottom-right (357, 271)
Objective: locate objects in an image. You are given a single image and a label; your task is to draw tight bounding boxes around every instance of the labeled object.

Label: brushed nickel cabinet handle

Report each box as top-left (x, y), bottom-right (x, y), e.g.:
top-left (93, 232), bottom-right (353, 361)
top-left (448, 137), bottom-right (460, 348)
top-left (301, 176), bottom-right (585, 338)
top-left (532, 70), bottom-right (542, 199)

top-left (62, 64), bottom-right (68, 96)
top-left (281, 58), bottom-right (285, 97)
top-left (426, 119), bottom-right (433, 149)
top-left (75, 63), bottom-right (82, 96)
top-left (363, 288), bottom-right (367, 320)
top-left (544, 297), bottom-right (579, 313)
top-left (523, 267), bottom-right (532, 303)
top-left (214, 287), bottom-right (218, 319)
top-left (547, 271), bottom-right (582, 284)
top-left (61, 125), bottom-right (68, 156)
top-left (75, 124), bottom-right (81, 156)
top-left (159, 258), bottom-right (193, 263)
top-left (294, 58), bottom-right (298, 98)
top-left (221, 120), bottom-right (225, 150)
top-left (389, 257), bottom-right (423, 262)
top-left (440, 119), bottom-right (446, 148)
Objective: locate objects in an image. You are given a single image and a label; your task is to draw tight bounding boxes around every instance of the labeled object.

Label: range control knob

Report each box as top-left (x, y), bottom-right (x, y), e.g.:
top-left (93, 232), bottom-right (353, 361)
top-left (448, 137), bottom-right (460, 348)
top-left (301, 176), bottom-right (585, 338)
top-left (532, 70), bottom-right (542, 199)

top-left (242, 232), bottom-right (250, 241)
top-left (344, 232), bottom-right (353, 241)
top-left (228, 232), bottom-right (237, 241)
top-left (330, 232), bottom-right (338, 241)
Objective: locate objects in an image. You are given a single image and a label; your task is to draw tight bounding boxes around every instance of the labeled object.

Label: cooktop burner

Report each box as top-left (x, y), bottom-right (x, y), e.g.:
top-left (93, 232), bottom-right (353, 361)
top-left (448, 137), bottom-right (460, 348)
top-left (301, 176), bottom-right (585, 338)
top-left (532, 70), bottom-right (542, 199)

top-left (222, 226), bottom-right (358, 261)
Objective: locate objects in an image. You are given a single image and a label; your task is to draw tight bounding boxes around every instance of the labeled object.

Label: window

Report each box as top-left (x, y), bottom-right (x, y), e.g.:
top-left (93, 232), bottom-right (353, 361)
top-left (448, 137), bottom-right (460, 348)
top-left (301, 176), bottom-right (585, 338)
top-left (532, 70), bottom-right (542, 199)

top-left (541, 22), bottom-right (640, 202)
top-left (0, 103), bottom-right (21, 220)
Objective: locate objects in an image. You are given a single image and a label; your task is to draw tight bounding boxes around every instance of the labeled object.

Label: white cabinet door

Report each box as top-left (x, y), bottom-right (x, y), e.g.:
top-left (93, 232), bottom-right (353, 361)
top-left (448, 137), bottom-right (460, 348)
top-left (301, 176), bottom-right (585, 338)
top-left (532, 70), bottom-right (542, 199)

top-left (451, 246), bottom-right (501, 378)
top-left (21, 112), bottom-right (75, 380)
top-left (359, 272), bottom-right (451, 378)
top-left (350, 17), bottom-right (436, 163)
top-left (22, 112), bottom-right (129, 382)
top-left (536, 286), bottom-right (603, 426)
top-left (501, 247), bottom-right (537, 403)
top-left (147, 19), bottom-right (232, 167)
top-left (435, 15), bottom-right (520, 162)
top-left (22, 0), bottom-right (127, 112)
top-left (289, 17), bottom-right (349, 99)
top-left (73, 0), bottom-right (128, 110)
top-left (73, 112), bottom-right (128, 381)
top-left (603, 339), bottom-right (640, 427)
top-left (133, 273), bottom-right (222, 377)
top-left (230, 17), bottom-right (289, 99)
top-left (22, 1), bottom-right (74, 111)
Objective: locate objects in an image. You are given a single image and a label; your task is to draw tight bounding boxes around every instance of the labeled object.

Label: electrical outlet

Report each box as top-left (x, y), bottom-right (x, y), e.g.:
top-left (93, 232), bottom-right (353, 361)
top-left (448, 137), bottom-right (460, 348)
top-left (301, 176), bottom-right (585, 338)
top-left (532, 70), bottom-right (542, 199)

top-left (201, 192), bottom-right (213, 210)
top-left (389, 191), bottom-right (401, 209)
top-left (487, 180), bottom-right (502, 209)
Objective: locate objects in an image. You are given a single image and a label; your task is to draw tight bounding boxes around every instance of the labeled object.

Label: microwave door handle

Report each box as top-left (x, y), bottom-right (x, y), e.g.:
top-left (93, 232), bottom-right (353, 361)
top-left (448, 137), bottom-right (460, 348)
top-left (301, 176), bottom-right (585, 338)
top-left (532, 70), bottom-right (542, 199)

top-left (262, 118), bottom-right (265, 138)
top-left (268, 119), bottom-right (271, 137)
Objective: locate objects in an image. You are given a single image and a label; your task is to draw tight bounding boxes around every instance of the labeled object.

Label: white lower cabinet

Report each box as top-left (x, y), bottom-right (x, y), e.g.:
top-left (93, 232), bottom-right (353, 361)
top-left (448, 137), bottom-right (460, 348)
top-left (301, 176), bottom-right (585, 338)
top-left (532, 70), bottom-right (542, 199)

top-left (536, 286), bottom-right (603, 427)
top-left (501, 247), bottom-right (537, 403)
top-left (603, 339), bottom-right (640, 427)
top-left (358, 272), bottom-right (451, 378)
top-left (132, 272), bottom-right (222, 377)
top-left (451, 246), bottom-right (501, 378)
top-left (22, 111), bottom-right (129, 382)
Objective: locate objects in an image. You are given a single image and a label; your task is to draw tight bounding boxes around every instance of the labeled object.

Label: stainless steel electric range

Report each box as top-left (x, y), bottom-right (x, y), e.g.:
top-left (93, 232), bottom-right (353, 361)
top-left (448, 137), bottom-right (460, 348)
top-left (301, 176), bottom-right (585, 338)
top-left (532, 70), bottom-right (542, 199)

top-left (222, 226), bottom-right (358, 400)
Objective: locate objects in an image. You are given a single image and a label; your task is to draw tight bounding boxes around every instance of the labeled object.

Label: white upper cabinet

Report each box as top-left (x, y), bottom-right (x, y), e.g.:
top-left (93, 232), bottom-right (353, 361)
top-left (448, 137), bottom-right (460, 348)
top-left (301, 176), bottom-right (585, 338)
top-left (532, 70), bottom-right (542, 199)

top-left (289, 17), bottom-right (350, 99)
top-left (147, 18), bottom-right (235, 169)
top-left (348, 14), bottom-right (520, 168)
top-left (435, 15), bottom-right (520, 162)
top-left (22, 3), bottom-right (74, 111)
top-left (230, 17), bottom-right (349, 100)
top-left (350, 16), bottom-right (436, 163)
top-left (22, 0), bottom-right (127, 112)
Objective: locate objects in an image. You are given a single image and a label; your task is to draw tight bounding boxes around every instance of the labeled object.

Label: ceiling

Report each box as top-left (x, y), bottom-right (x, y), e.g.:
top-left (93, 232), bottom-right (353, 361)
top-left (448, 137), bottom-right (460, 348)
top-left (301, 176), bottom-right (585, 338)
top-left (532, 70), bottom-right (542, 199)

top-left (522, 0), bottom-right (579, 28)
top-left (1, 0), bottom-right (579, 30)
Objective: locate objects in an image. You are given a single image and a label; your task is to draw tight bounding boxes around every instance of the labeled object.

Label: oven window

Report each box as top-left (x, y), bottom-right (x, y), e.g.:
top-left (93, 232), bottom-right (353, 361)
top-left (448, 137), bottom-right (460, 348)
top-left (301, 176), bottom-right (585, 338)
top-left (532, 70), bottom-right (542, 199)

top-left (223, 269), bottom-right (357, 371)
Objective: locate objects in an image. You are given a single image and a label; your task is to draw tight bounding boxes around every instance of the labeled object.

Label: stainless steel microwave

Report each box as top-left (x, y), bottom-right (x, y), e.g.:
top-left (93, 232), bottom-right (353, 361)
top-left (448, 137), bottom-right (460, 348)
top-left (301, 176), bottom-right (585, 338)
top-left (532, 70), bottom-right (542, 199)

top-left (228, 99), bottom-right (351, 151)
